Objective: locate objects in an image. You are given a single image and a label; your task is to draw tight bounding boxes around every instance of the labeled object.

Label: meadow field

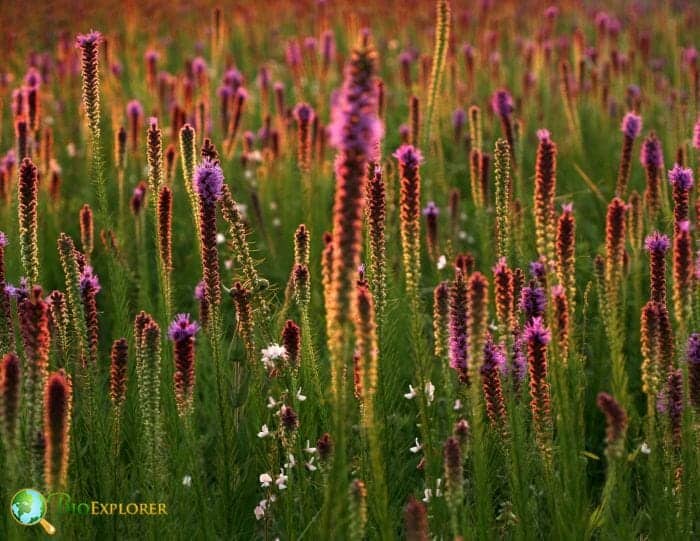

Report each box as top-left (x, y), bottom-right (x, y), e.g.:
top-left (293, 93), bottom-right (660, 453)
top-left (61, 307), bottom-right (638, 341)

top-left (0, 0), bottom-right (699, 538)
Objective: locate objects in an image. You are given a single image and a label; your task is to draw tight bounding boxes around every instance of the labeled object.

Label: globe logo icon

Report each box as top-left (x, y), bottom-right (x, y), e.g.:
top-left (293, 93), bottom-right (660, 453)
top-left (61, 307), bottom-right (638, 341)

top-left (10, 488), bottom-right (56, 535)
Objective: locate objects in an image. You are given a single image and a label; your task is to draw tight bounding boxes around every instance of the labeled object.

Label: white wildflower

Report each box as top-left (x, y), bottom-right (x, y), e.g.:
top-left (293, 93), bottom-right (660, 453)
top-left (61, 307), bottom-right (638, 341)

top-left (273, 217), bottom-right (281, 228)
top-left (225, 259), bottom-right (233, 270)
top-left (435, 478), bottom-right (443, 497)
top-left (410, 438), bottom-right (422, 454)
top-left (453, 399), bottom-right (462, 411)
top-left (404, 384), bottom-right (417, 399)
top-left (284, 453), bottom-right (296, 468)
top-left (641, 442), bottom-right (651, 455)
top-left (305, 457), bottom-right (317, 472)
top-left (425, 381), bottom-right (435, 404)
top-left (257, 424), bottom-right (271, 438)
top-left (267, 396), bottom-right (278, 409)
top-left (254, 505), bottom-right (265, 520)
top-left (276, 470), bottom-right (288, 490)
top-left (216, 233), bottom-right (226, 245)
top-left (296, 387), bottom-right (307, 401)
top-left (261, 343), bottom-right (287, 371)
top-left (437, 255), bottom-right (447, 270)
top-left (259, 473), bottom-right (273, 488)
top-left (422, 489), bottom-right (432, 503)
top-left (182, 475), bottom-right (192, 488)
top-left (303, 440), bottom-right (317, 454)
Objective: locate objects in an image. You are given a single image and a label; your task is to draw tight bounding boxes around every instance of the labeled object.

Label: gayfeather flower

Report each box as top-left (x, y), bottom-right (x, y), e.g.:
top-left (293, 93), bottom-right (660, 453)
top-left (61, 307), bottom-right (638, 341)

top-left (158, 186), bottom-right (173, 276)
top-left (694, 116), bottom-right (700, 150)
top-left (109, 338), bottom-right (128, 410)
top-left (469, 148), bottom-right (484, 208)
top-left (443, 436), bottom-right (463, 501)
top-left (493, 258), bottom-right (514, 333)
top-left (79, 266), bottom-right (100, 366)
top-left (18, 158), bottom-right (39, 283)
top-left (136, 315), bottom-right (163, 478)
top-left (293, 103), bottom-right (315, 172)
top-left (666, 369), bottom-right (683, 449)
top-left (668, 165), bottom-right (693, 229)
top-left (605, 197), bottom-right (627, 297)
top-left (492, 89), bottom-right (516, 164)
top-left (0, 352), bottom-right (20, 449)
top-left (644, 232), bottom-right (669, 304)
top-left (449, 270), bottom-right (469, 383)
top-left (79, 204), bottom-right (93, 263)
top-left (467, 272), bottom-right (489, 372)
top-left (281, 320), bottom-right (301, 369)
top-left (686, 333), bottom-right (700, 410)
top-left (15, 117), bottom-right (28, 161)
top-left (294, 224), bottom-right (310, 266)
top-left (130, 181), bottom-right (147, 216)
top-left (640, 132), bottom-right (663, 218)
top-left (44, 369), bottom-right (72, 491)
top-left (231, 282), bottom-right (255, 359)
top-left (520, 281), bottom-right (546, 322)
top-left (355, 284), bottom-right (378, 416)
top-left (616, 112), bottom-right (642, 197)
top-left (640, 301), bottom-right (662, 401)
top-left (481, 336), bottom-right (507, 430)
top-left (422, 202), bottom-right (439, 258)
top-left (115, 125), bottom-right (127, 168)
top-left (349, 479), bottom-right (368, 540)
top-left (672, 220), bottom-right (692, 328)
top-left (19, 286), bottom-right (50, 455)
top-left (0, 233), bottom-right (14, 353)
top-left (494, 139), bottom-right (512, 259)
top-left (395, 144), bottom-right (424, 298)
top-left (367, 166), bottom-right (386, 318)
top-left (195, 158), bottom-right (224, 330)
top-left (555, 203), bottom-right (576, 309)
top-left (452, 108), bottom-right (466, 141)
top-left (76, 31), bottom-right (102, 135)
top-left (433, 282), bottom-right (450, 357)
top-left (57, 234), bottom-right (88, 368)
top-left (524, 317), bottom-right (552, 442)
top-left (225, 87), bottom-right (248, 154)
top-left (534, 129), bottom-right (558, 261)
top-left (551, 285), bottom-right (569, 360)
top-left (293, 264), bottom-right (311, 308)
top-left (469, 105), bottom-right (482, 152)
top-left (147, 117), bottom-right (163, 199)
top-left (168, 314), bottom-right (200, 417)
top-left (596, 392), bottom-right (627, 459)
top-left (404, 497), bottom-right (429, 541)
top-left (126, 99), bottom-right (143, 153)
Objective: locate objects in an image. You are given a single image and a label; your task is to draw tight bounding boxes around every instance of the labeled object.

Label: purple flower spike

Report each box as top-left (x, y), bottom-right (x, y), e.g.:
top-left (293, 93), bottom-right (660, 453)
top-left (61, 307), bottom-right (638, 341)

top-left (491, 89), bottom-right (514, 117)
top-left (293, 103), bottom-right (315, 124)
top-left (79, 266), bottom-right (101, 294)
top-left (168, 313), bottom-right (200, 341)
top-left (0, 232), bottom-right (7, 248)
top-left (694, 117), bottom-right (700, 150)
top-left (452, 108), bottom-right (466, 130)
top-left (393, 145), bottom-right (424, 167)
top-left (76, 30), bottom-right (102, 48)
top-left (126, 99), bottom-right (143, 117)
top-left (194, 280), bottom-right (206, 300)
top-left (561, 202), bottom-right (574, 213)
top-left (422, 201), bottom-right (439, 217)
top-left (523, 316), bottom-right (551, 345)
top-left (678, 220), bottom-right (691, 233)
top-left (536, 129), bottom-right (551, 142)
top-left (521, 285), bottom-right (546, 321)
top-left (644, 232), bottom-right (670, 253)
top-left (668, 165), bottom-right (694, 190)
top-left (529, 261), bottom-right (546, 280)
top-left (640, 133), bottom-right (663, 168)
top-left (482, 338), bottom-right (506, 373)
top-left (194, 159), bottom-right (224, 204)
top-left (621, 112), bottom-right (642, 139)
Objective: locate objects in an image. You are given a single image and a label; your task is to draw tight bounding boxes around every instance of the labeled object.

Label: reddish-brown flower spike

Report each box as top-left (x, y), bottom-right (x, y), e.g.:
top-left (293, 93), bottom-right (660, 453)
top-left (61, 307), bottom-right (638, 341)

top-left (605, 197), bottom-right (627, 287)
top-left (130, 181), bottom-right (147, 216)
top-left (640, 301), bottom-right (661, 399)
top-left (294, 224), bottom-right (310, 266)
top-left (79, 266), bottom-right (100, 366)
top-left (367, 166), bottom-right (386, 317)
top-left (481, 336), bottom-right (507, 430)
top-left (640, 131), bottom-right (663, 218)
top-left (355, 283), bottom-right (378, 406)
top-left (0, 352), bottom-right (21, 448)
top-left (404, 497), bottom-right (429, 541)
top-left (534, 129), bottom-right (557, 261)
top-left (433, 281), bottom-right (450, 357)
top-left (669, 165), bottom-right (693, 231)
top-left (395, 145), bottom-right (424, 298)
top-left (109, 338), bottom-right (128, 410)
top-left (644, 232), bottom-right (670, 304)
top-left (0, 234), bottom-right (14, 353)
top-left (666, 369), bottom-right (683, 449)
top-left (685, 334), bottom-right (700, 410)
top-left (615, 112), bottom-right (642, 197)
top-left (165, 144), bottom-right (176, 185)
top-left (293, 103), bottom-right (315, 172)
top-left (44, 369), bottom-right (72, 491)
top-left (480, 152), bottom-right (491, 202)
top-left (20, 286), bottom-right (50, 440)
top-left (321, 232), bottom-right (334, 323)
top-left (231, 282), bottom-right (255, 359)
top-left (15, 117), bottom-right (28, 161)
top-left (455, 253), bottom-right (475, 277)
top-left (512, 267), bottom-right (525, 318)
top-left (492, 257), bottom-right (514, 333)
top-left (449, 270), bottom-right (469, 384)
top-left (524, 317), bottom-right (552, 439)
top-left (467, 272), bottom-right (489, 373)
top-left (409, 95), bottom-right (420, 145)
top-left (672, 220), bottom-right (693, 328)
top-left (551, 285), bottom-right (569, 360)
top-left (282, 319), bottom-right (301, 369)
top-left (168, 314), bottom-right (199, 417)
top-left (443, 436), bottom-right (463, 497)
top-left (158, 186), bottom-right (173, 273)
top-left (79, 204), bottom-right (94, 263)
top-left (353, 351), bottom-right (362, 400)
top-left (596, 391), bottom-right (627, 459)
top-left (18, 157), bottom-right (39, 284)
